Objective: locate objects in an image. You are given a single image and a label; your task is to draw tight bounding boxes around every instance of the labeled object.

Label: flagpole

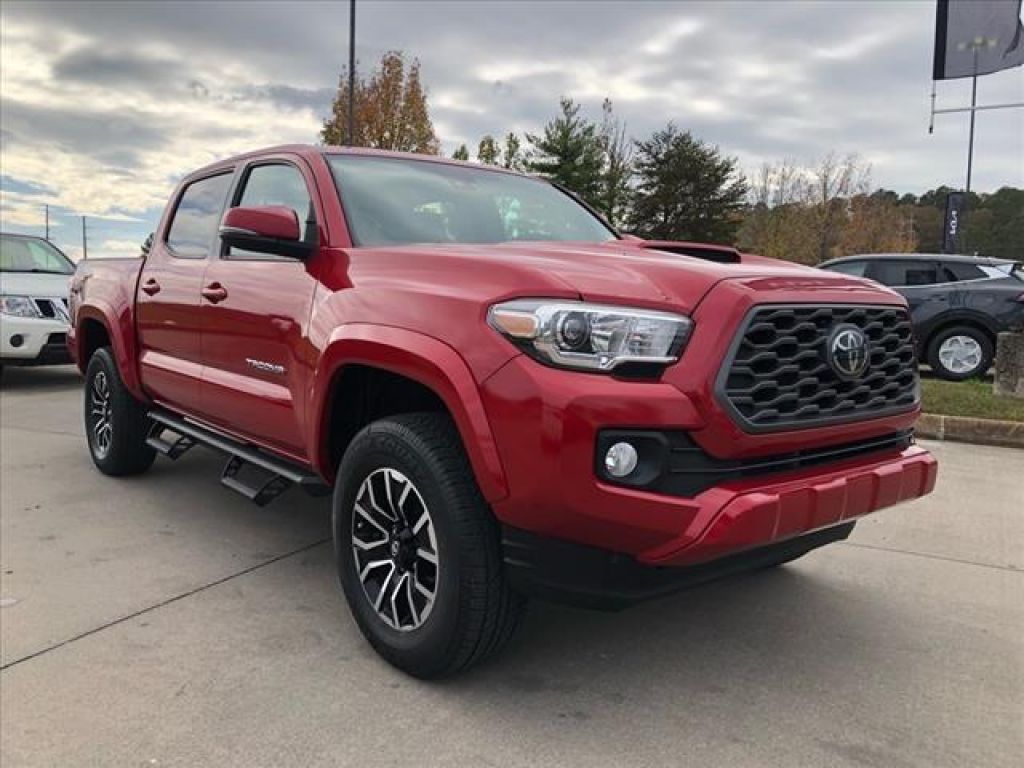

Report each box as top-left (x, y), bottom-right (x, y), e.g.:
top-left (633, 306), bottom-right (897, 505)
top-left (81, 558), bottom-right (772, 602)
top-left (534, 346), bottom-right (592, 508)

top-left (962, 44), bottom-right (979, 253)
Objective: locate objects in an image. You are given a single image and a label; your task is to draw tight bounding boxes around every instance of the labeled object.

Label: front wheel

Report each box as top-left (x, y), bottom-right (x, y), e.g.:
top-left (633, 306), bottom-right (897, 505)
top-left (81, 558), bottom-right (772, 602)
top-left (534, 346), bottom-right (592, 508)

top-left (84, 347), bottom-right (156, 476)
top-left (333, 412), bottom-right (525, 678)
top-left (927, 326), bottom-right (994, 381)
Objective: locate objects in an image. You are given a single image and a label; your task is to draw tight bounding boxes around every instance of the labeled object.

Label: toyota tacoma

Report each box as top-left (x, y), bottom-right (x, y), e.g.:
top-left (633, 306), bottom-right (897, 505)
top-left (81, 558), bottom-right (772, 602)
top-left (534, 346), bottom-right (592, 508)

top-left (68, 146), bottom-right (937, 678)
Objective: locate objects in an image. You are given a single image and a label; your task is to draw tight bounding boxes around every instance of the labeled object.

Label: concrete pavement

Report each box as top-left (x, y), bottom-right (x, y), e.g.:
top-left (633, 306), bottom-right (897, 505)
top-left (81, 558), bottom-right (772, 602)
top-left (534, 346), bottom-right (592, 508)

top-left (2, 366), bottom-right (1022, 767)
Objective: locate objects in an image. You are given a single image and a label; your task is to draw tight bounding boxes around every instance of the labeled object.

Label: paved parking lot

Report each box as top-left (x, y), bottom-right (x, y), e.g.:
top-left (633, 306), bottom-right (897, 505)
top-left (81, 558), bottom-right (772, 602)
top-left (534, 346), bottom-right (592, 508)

top-left (1, 366), bottom-right (1022, 767)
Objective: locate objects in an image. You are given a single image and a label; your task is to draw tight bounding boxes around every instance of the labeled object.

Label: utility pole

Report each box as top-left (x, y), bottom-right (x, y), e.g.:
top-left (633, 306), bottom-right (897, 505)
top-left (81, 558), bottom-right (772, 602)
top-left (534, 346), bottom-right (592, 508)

top-left (347, 0), bottom-right (356, 145)
top-left (44, 204), bottom-right (50, 241)
top-left (81, 216), bottom-right (88, 259)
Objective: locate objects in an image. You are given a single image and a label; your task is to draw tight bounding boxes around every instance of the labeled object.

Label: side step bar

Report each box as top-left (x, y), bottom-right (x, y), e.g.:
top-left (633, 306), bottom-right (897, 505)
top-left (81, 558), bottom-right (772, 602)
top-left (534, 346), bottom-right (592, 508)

top-left (147, 410), bottom-right (329, 506)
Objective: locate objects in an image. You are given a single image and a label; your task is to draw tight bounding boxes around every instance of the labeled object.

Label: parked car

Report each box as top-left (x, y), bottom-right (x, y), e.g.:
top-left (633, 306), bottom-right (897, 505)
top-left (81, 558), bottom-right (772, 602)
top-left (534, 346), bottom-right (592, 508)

top-left (820, 253), bottom-right (1024, 380)
top-left (0, 233), bottom-right (74, 378)
top-left (68, 146), bottom-right (937, 678)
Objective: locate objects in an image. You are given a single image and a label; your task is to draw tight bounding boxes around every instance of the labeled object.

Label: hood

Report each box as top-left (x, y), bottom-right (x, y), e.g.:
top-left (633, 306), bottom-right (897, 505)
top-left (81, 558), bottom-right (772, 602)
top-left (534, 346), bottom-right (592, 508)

top-left (0, 271), bottom-right (71, 298)
top-left (356, 241), bottom-right (881, 312)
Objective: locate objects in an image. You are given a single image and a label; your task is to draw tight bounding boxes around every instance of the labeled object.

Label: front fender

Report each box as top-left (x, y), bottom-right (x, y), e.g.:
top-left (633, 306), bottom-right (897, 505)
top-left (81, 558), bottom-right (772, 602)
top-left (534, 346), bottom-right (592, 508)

top-left (73, 301), bottom-right (145, 400)
top-left (309, 324), bottom-right (509, 503)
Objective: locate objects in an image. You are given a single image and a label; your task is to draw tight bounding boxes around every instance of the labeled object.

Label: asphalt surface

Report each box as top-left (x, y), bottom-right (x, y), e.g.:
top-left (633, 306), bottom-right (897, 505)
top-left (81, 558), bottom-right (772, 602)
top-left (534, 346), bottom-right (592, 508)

top-left (1, 366), bottom-right (1022, 768)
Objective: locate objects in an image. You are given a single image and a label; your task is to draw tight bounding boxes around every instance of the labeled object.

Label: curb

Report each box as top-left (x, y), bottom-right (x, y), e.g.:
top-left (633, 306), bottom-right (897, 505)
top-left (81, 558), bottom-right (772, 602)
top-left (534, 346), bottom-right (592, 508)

top-left (916, 413), bottom-right (1024, 449)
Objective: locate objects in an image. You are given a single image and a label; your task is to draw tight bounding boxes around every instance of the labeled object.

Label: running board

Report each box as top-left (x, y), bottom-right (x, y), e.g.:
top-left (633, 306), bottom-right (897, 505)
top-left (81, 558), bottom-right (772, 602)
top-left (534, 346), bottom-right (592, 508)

top-left (147, 410), bottom-right (329, 506)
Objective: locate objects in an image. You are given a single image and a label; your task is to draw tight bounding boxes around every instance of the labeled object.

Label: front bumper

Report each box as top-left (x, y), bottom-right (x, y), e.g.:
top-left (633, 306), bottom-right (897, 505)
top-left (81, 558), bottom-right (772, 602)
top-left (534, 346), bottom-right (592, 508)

top-left (481, 352), bottom-right (935, 571)
top-left (1, 316), bottom-right (71, 365)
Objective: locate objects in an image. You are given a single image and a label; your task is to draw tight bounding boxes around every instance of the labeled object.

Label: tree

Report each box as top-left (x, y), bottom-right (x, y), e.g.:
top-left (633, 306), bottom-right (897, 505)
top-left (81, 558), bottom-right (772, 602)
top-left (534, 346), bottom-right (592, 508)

top-left (477, 135), bottom-right (499, 165)
top-left (526, 98), bottom-right (604, 207)
top-left (627, 123), bottom-right (748, 243)
top-left (502, 132), bottom-right (523, 170)
top-left (321, 51), bottom-right (440, 154)
top-left (452, 144), bottom-right (470, 161)
top-left (807, 153), bottom-right (869, 263)
top-left (595, 99), bottom-right (633, 228)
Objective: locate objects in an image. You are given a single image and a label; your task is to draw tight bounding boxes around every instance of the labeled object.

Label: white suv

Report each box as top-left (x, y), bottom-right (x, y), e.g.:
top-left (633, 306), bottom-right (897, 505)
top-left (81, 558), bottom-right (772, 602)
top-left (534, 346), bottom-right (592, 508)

top-left (1, 233), bottom-right (75, 377)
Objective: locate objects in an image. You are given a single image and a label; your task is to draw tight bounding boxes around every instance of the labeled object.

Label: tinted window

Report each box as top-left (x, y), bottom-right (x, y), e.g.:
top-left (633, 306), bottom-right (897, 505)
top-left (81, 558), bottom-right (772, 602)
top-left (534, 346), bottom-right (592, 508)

top-left (328, 155), bottom-right (615, 247)
top-left (870, 260), bottom-right (940, 287)
top-left (944, 262), bottom-right (986, 281)
top-left (228, 164), bottom-right (313, 260)
top-left (824, 260), bottom-right (868, 277)
top-left (166, 173), bottom-right (232, 258)
top-left (0, 235), bottom-right (74, 274)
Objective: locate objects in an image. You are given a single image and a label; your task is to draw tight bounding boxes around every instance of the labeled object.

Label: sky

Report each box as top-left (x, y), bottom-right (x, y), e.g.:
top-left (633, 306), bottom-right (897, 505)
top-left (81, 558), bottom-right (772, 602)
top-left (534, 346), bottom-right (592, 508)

top-left (1, 0), bottom-right (1022, 259)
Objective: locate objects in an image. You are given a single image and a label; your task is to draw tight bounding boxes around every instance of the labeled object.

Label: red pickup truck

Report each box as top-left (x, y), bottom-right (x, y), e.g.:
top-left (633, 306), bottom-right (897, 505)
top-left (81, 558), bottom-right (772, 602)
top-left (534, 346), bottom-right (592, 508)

top-left (69, 145), bottom-right (937, 677)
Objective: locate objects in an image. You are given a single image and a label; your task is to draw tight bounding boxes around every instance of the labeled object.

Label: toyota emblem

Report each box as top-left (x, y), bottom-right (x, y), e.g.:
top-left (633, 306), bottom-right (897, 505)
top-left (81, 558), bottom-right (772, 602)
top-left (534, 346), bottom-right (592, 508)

top-left (828, 324), bottom-right (870, 379)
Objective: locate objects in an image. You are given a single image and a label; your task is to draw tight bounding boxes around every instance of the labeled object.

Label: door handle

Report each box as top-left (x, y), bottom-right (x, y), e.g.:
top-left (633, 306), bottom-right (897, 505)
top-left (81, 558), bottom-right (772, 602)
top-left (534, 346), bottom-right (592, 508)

top-left (201, 282), bottom-right (228, 303)
top-left (141, 278), bottom-right (161, 296)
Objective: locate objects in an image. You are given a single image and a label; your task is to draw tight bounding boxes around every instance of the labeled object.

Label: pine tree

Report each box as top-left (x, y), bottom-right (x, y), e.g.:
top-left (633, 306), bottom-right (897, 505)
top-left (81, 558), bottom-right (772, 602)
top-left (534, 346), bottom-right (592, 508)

top-left (526, 98), bottom-right (604, 207)
top-left (452, 144), bottom-right (470, 161)
top-left (628, 123), bottom-right (747, 242)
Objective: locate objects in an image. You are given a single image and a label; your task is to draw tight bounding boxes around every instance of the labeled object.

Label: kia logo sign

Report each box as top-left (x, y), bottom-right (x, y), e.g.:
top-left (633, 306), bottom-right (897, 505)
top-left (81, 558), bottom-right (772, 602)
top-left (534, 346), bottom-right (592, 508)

top-left (828, 324), bottom-right (870, 379)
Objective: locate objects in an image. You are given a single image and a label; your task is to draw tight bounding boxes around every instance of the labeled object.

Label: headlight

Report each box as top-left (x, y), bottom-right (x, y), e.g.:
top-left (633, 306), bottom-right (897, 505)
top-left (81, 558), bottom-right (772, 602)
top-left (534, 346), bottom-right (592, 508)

top-left (488, 300), bottom-right (692, 372)
top-left (0, 296), bottom-right (41, 318)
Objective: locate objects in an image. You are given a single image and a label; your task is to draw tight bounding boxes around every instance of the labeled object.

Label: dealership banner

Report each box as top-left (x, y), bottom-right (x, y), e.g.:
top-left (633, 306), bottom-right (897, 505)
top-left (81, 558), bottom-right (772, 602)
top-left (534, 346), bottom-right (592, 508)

top-left (943, 191), bottom-right (966, 253)
top-left (933, 0), bottom-right (1024, 79)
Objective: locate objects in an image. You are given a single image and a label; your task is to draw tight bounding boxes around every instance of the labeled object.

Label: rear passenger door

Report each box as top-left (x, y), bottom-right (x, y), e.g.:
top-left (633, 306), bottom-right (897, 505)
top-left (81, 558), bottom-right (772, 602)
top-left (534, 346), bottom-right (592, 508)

top-left (197, 159), bottom-right (320, 459)
top-left (136, 172), bottom-right (232, 412)
top-left (867, 259), bottom-right (943, 316)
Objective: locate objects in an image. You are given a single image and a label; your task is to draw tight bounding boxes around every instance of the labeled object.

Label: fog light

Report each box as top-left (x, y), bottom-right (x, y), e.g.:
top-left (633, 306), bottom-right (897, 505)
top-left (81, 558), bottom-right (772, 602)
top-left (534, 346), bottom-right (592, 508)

top-left (604, 442), bottom-right (638, 478)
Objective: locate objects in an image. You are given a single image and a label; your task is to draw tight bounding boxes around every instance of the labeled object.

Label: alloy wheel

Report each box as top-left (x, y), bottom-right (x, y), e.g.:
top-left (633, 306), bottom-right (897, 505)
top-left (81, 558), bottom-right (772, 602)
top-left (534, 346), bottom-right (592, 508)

top-left (90, 370), bottom-right (113, 458)
top-left (351, 468), bottom-right (439, 632)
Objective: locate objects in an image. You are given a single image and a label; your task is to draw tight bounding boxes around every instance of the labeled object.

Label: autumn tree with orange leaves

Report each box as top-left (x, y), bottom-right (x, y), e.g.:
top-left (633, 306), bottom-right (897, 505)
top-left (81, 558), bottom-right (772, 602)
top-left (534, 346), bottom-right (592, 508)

top-left (321, 51), bottom-right (440, 154)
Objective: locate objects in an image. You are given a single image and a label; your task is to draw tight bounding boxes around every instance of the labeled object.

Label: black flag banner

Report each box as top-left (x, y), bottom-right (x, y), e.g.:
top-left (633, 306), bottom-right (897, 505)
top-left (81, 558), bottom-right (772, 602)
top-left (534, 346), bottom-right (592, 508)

top-left (942, 191), bottom-right (966, 253)
top-left (934, 0), bottom-right (1024, 79)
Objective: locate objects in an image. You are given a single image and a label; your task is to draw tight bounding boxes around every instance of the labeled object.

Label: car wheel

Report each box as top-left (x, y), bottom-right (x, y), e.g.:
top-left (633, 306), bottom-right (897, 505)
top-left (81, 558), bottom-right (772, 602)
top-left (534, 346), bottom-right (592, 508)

top-left (333, 412), bottom-right (525, 678)
top-left (927, 326), bottom-right (994, 381)
top-left (84, 347), bottom-right (156, 476)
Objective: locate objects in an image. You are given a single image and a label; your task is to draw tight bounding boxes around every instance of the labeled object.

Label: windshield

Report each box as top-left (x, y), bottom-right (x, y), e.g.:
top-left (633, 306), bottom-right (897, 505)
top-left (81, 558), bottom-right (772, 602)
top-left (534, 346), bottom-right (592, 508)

top-left (0, 235), bottom-right (75, 274)
top-left (328, 154), bottom-right (617, 247)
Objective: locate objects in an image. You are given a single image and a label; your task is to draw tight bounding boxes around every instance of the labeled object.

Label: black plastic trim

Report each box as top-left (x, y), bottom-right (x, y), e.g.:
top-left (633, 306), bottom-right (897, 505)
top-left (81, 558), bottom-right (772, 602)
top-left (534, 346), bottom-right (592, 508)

top-left (502, 522), bottom-right (856, 610)
top-left (595, 429), bottom-right (914, 498)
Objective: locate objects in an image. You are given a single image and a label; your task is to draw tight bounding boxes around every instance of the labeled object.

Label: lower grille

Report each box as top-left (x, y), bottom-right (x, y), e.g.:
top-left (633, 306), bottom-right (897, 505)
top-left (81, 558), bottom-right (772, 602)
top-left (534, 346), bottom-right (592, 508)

top-left (717, 304), bottom-right (919, 432)
top-left (595, 429), bottom-right (914, 498)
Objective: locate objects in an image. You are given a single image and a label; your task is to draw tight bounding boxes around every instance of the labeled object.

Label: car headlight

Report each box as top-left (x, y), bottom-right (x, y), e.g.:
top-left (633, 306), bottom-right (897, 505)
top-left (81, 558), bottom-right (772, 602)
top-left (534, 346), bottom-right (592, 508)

top-left (488, 300), bottom-right (692, 372)
top-left (0, 296), bottom-right (41, 318)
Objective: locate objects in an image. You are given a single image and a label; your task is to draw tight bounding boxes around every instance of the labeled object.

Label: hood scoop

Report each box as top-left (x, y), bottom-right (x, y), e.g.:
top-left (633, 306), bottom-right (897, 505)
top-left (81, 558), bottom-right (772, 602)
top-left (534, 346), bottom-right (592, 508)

top-left (637, 241), bottom-right (741, 264)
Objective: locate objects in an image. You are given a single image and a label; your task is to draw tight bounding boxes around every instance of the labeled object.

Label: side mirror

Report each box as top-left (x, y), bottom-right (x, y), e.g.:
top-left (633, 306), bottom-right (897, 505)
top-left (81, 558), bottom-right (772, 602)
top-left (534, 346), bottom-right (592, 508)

top-left (219, 205), bottom-right (314, 260)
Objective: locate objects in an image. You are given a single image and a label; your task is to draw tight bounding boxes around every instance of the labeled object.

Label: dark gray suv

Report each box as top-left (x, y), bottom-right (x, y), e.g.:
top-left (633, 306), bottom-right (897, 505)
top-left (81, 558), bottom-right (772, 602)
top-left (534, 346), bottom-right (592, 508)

top-left (820, 254), bottom-right (1024, 380)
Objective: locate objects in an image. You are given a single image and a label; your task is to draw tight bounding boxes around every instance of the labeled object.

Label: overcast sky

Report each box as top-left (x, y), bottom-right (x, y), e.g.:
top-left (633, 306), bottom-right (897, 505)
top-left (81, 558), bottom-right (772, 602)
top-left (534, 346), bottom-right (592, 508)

top-left (1, 0), bottom-right (1021, 258)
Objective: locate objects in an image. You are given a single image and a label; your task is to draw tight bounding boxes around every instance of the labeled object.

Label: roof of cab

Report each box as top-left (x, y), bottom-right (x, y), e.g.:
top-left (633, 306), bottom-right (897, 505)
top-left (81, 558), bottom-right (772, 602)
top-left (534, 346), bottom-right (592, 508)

top-left (183, 144), bottom-right (529, 181)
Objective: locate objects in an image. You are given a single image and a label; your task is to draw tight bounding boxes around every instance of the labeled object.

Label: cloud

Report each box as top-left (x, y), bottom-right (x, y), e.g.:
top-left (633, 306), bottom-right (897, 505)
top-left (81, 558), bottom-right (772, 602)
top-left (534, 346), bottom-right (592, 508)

top-left (0, 0), bottom-right (1020, 260)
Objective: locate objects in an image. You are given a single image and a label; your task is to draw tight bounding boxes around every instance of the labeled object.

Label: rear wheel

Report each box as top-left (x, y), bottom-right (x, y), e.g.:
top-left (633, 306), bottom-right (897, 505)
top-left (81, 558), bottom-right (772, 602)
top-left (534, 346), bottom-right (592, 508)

top-left (333, 412), bottom-right (525, 678)
top-left (84, 347), bottom-right (156, 476)
top-left (927, 326), bottom-right (993, 381)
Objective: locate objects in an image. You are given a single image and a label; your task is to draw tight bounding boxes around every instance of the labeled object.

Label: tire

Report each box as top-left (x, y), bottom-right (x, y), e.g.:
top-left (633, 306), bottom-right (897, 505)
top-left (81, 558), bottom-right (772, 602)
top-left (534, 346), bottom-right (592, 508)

top-left (333, 412), bottom-right (525, 678)
top-left (84, 347), bottom-right (156, 476)
top-left (926, 325), bottom-right (994, 381)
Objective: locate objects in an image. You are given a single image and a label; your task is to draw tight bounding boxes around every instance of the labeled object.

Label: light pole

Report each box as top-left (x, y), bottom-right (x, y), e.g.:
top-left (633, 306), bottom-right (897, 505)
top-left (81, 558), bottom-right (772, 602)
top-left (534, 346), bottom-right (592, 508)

top-left (347, 0), bottom-right (356, 145)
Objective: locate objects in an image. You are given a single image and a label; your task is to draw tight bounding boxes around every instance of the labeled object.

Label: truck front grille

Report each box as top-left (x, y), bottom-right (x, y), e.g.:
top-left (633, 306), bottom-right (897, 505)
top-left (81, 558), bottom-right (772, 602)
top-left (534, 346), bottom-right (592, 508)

top-left (717, 304), bottom-right (919, 432)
